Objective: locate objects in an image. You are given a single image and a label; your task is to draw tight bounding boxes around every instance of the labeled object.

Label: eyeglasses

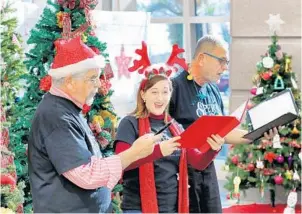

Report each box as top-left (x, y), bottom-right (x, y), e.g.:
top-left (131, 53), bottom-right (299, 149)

top-left (84, 77), bottom-right (99, 86)
top-left (203, 52), bottom-right (229, 66)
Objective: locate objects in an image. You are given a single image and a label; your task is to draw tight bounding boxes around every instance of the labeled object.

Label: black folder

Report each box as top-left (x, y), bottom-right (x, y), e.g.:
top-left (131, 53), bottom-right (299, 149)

top-left (243, 89), bottom-right (299, 141)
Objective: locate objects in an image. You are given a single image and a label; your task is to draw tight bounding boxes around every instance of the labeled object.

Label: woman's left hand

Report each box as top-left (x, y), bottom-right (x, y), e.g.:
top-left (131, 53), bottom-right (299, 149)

top-left (207, 134), bottom-right (225, 151)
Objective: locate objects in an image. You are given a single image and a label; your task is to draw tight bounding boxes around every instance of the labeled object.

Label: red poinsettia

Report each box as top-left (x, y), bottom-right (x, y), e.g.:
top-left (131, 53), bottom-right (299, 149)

top-left (264, 152), bottom-right (277, 163)
top-left (39, 75), bottom-right (52, 92)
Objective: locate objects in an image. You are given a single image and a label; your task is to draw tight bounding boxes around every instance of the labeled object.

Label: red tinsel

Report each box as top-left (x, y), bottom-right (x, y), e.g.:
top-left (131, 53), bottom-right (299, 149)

top-left (39, 75), bottom-right (52, 92)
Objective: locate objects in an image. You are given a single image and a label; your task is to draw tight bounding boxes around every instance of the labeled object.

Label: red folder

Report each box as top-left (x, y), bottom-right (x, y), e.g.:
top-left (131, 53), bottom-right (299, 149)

top-left (179, 116), bottom-right (240, 153)
top-left (179, 100), bottom-right (249, 153)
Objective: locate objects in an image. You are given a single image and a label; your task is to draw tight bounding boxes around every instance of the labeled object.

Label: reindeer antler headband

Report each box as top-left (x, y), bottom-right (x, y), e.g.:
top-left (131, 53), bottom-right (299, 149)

top-left (128, 41), bottom-right (188, 87)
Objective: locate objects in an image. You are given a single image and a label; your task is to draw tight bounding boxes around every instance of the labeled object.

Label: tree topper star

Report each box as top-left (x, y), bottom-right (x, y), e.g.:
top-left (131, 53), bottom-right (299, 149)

top-left (265, 14), bottom-right (285, 35)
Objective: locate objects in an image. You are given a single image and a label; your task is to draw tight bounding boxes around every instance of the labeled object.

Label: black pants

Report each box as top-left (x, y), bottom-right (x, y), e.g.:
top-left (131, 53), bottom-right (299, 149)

top-left (188, 162), bottom-right (222, 213)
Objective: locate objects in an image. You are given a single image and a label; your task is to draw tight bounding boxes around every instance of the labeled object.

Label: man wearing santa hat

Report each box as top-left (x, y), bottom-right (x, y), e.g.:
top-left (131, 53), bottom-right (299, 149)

top-left (28, 37), bottom-right (161, 213)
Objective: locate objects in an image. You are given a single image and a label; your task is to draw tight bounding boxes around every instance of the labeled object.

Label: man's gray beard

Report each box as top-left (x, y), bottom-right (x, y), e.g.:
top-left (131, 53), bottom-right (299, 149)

top-left (86, 91), bottom-right (97, 105)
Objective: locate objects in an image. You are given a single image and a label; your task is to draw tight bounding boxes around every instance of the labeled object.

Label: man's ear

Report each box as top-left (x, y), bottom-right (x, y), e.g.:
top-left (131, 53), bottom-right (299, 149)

top-left (197, 53), bottom-right (205, 66)
top-left (64, 75), bottom-right (74, 90)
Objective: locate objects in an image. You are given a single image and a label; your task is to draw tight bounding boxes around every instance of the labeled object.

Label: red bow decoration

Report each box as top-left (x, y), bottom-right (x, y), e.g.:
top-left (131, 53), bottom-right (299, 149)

top-left (57, 0), bottom-right (76, 9)
top-left (39, 75), bottom-right (52, 92)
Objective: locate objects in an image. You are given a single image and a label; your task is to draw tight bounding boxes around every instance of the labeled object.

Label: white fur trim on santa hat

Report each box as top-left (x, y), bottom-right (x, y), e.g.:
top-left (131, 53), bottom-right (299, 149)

top-left (48, 55), bottom-right (106, 79)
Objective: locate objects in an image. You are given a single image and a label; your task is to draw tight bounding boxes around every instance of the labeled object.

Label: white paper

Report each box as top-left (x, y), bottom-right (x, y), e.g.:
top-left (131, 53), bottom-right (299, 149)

top-left (231, 100), bottom-right (249, 122)
top-left (248, 90), bottom-right (297, 130)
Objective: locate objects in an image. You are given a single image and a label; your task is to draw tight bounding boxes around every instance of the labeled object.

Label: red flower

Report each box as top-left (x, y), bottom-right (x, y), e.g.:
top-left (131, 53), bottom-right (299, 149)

top-left (82, 104), bottom-right (91, 114)
top-left (261, 71), bottom-right (272, 81)
top-left (39, 75), bottom-right (52, 92)
top-left (264, 152), bottom-right (277, 163)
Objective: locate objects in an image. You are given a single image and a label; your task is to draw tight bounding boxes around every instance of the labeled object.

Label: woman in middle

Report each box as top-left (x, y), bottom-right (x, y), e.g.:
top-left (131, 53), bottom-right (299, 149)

top-left (114, 42), bottom-right (225, 213)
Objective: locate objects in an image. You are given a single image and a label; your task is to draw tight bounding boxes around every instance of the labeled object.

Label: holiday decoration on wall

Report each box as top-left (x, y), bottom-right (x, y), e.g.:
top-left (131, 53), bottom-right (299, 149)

top-left (115, 44), bottom-right (132, 79)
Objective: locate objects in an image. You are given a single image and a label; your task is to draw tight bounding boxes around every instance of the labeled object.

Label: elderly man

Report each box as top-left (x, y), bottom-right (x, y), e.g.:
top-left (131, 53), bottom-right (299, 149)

top-left (28, 37), bottom-right (160, 213)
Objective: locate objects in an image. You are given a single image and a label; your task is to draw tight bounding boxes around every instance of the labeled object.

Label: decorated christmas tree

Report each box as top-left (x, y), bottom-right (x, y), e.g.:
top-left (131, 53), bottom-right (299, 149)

top-left (224, 15), bottom-right (301, 208)
top-left (9, 0), bottom-right (121, 212)
top-left (1, 1), bottom-right (26, 213)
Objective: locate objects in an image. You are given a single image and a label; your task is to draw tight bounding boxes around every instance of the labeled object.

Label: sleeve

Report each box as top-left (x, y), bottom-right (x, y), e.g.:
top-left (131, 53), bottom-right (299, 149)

top-left (186, 148), bottom-right (219, 170)
top-left (63, 155), bottom-right (122, 190)
top-left (115, 141), bottom-right (163, 171)
top-left (44, 122), bottom-right (92, 175)
top-left (114, 116), bottom-right (138, 146)
top-left (169, 79), bottom-right (178, 118)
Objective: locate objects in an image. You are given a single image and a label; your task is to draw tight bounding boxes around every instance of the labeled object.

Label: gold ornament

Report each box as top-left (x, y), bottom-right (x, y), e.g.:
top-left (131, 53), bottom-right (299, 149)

top-left (273, 64), bottom-right (280, 73)
top-left (81, 34), bottom-right (87, 43)
top-left (56, 11), bottom-right (64, 28)
top-left (292, 121), bottom-right (300, 135)
top-left (233, 176), bottom-right (241, 194)
top-left (285, 170), bottom-right (293, 180)
top-left (92, 115), bottom-right (105, 127)
top-left (285, 58), bottom-right (291, 72)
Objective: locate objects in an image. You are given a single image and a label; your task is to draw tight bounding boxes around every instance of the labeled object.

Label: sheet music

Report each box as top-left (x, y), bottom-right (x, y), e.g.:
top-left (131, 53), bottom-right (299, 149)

top-left (249, 90), bottom-right (298, 130)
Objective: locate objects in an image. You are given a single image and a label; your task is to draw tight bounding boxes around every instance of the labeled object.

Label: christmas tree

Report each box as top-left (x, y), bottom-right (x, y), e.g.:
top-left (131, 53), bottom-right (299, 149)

top-left (1, 1), bottom-right (26, 213)
top-left (224, 17), bottom-right (301, 208)
top-left (9, 0), bottom-right (121, 212)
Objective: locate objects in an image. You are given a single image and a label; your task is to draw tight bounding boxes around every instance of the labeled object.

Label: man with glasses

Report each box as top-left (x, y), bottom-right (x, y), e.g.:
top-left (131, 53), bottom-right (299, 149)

top-left (169, 35), bottom-right (277, 213)
top-left (28, 37), bottom-right (161, 213)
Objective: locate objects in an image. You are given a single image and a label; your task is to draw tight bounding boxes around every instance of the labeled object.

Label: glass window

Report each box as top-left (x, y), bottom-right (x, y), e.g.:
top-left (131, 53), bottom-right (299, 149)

top-left (137, 0), bottom-right (183, 17)
top-left (194, 0), bottom-right (230, 16)
top-left (148, 24), bottom-right (184, 65)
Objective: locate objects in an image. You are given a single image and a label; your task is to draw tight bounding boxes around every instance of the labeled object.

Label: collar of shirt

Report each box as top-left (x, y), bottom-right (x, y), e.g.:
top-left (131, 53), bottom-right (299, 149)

top-left (49, 86), bottom-right (84, 109)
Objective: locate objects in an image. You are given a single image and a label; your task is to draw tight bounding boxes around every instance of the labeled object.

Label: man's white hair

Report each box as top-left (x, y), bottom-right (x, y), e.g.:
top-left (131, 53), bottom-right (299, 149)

top-left (193, 35), bottom-right (227, 59)
top-left (51, 71), bottom-right (87, 87)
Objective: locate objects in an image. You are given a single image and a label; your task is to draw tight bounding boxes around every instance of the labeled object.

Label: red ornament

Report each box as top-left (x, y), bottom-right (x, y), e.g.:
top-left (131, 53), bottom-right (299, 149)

top-left (274, 175), bottom-right (283, 185)
top-left (250, 87), bottom-right (257, 95)
top-left (16, 204), bottom-right (24, 214)
top-left (261, 71), bottom-right (272, 81)
top-left (226, 194), bottom-right (231, 200)
top-left (100, 63), bottom-right (114, 80)
top-left (1, 174), bottom-right (16, 189)
top-left (275, 155), bottom-right (284, 163)
top-left (82, 104), bottom-right (91, 114)
top-left (39, 75), bottom-right (52, 92)
top-left (231, 155), bottom-right (239, 165)
top-left (99, 79), bottom-right (112, 96)
top-left (115, 44), bottom-right (132, 79)
top-left (247, 163), bottom-right (255, 171)
top-left (263, 168), bottom-right (275, 176)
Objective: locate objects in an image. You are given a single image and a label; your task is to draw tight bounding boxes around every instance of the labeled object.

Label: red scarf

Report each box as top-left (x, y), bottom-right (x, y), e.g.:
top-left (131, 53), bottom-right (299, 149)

top-left (138, 116), bottom-right (189, 213)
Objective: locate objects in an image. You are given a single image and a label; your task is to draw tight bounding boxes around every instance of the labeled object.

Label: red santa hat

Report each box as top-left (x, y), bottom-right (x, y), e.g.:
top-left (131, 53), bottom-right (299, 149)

top-left (48, 36), bottom-right (105, 78)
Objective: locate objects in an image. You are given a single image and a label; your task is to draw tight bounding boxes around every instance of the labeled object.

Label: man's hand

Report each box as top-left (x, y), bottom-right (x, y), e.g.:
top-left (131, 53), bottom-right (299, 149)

top-left (207, 134), bottom-right (225, 151)
top-left (264, 127), bottom-right (279, 140)
top-left (118, 134), bottom-right (162, 170)
top-left (159, 136), bottom-right (181, 156)
top-left (132, 134), bottom-right (162, 159)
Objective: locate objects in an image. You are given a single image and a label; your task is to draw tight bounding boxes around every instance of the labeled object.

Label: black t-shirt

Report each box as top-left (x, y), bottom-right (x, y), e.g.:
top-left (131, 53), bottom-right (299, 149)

top-left (115, 116), bottom-right (181, 213)
top-left (170, 70), bottom-right (225, 129)
top-left (28, 93), bottom-right (112, 213)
